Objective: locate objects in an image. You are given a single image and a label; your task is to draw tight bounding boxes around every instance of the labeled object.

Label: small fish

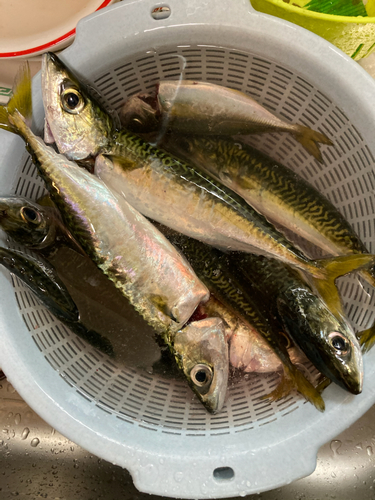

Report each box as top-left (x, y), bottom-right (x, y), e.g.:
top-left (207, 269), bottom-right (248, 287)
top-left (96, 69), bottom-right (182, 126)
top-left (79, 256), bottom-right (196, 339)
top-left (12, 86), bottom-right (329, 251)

top-left (232, 253), bottom-right (364, 395)
top-left (159, 134), bottom-right (375, 289)
top-left (40, 52), bottom-right (374, 321)
top-left (0, 63), bottom-right (228, 413)
top-left (119, 80), bottom-right (333, 162)
top-left (0, 246), bottom-right (114, 356)
top-left (0, 195), bottom-right (83, 257)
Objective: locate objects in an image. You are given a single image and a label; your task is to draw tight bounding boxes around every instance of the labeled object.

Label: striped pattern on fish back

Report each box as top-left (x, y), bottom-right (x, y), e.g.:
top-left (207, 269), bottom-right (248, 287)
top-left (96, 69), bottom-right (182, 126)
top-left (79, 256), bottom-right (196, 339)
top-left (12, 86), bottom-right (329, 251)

top-left (108, 131), bottom-right (311, 263)
top-left (192, 137), bottom-right (368, 256)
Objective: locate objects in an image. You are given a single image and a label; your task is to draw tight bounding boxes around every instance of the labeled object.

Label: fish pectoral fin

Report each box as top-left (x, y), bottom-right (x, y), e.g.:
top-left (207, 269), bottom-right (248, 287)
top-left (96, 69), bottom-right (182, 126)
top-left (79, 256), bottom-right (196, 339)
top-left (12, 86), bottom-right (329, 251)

top-left (36, 194), bottom-right (55, 208)
top-left (357, 321), bottom-right (375, 353)
top-left (292, 124), bottom-right (333, 163)
top-left (104, 153), bottom-right (140, 172)
top-left (311, 254), bottom-right (375, 319)
top-left (149, 294), bottom-right (177, 322)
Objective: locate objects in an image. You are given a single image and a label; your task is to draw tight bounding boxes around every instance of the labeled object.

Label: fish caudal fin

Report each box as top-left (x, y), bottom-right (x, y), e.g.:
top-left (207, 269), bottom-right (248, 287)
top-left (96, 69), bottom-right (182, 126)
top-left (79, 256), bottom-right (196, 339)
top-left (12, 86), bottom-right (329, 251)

top-left (0, 62), bottom-right (32, 134)
top-left (262, 364), bottom-right (325, 412)
top-left (311, 254), bottom-right (375, 319)
top-left (292, 124), bottom-right (333, 163)
top-left (360, 266), bottom-right (375, 289)
top-left (358, 321), bottom-right (375, 353)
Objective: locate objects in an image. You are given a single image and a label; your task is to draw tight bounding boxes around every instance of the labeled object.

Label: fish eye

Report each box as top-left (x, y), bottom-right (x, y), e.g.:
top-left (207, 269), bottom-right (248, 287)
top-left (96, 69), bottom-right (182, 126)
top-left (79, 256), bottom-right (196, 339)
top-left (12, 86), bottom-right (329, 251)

top-left (130, 117), bottom-right (144, 132)
top-left (61, 88), bottom-right (85, 114)
top-left (20, 206), bottom-right (41, 225)
top-left (190, 364), bottom-right (213, 388)
top-left (328, 332), bottom-right (349, 354)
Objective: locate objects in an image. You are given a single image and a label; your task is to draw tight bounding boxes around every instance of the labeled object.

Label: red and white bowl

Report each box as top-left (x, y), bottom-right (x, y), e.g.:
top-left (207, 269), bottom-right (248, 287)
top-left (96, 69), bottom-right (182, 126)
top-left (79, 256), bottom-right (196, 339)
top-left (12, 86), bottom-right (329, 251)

top-left (0, 0), bottom-right (117, 59)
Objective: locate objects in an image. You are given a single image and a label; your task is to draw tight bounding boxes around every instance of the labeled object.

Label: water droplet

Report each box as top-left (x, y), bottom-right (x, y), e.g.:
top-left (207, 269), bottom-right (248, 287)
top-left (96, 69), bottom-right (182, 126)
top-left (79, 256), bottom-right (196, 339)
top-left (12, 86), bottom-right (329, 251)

top-left (70, 446), bottom-right (74, 452)
top-left (356, 442), bottom-right (363, 450)
top-left (239, 491), bottom-right (246, 497)
top-left (30, 438), bottom-right (40, 448)
top-left (6, 383), bottom-right (15, 393)
top-left (74, 463), bottom-right (79, 469)
top-left (0, 439), bottom-right (3, 446)
top-left (367, 446), bottom-right (373, 456)
top-left (330, 440), bottom-right (342, 456)
top-left (7, 412), bottom-right (13, 418)
top-left (21, 428), bottom-right (30, 440)
top-left (14, 414), bottom-right (21, 425)
top-left (2, 429), bottom-right (8, 434)
top-left (51, 428), bottom-right (55, 435)
top-left (200, 482), bottom-right (208, 494)
top-left (174, 472), bottom-right (183, 483)
top-left (331, 471), bottom-right (336, 478)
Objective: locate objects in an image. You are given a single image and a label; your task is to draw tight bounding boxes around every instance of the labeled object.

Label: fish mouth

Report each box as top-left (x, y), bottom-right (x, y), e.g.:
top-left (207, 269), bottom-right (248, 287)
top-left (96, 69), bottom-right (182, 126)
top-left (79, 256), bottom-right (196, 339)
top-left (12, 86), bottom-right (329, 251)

top-left (338, 369), bottom-right (363, 395)
top-left (43, 51), bottom-right (66, 77)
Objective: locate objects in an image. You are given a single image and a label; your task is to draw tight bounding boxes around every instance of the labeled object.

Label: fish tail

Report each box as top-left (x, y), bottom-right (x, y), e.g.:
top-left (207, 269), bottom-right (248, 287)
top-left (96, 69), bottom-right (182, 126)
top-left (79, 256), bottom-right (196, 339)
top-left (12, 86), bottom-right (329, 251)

top-left (262, 364), bottom-right (325, 412)
top-left (311, 254), bottom-right (375, 319)
top-left (360, 266), bottom-right (375, 289)
top-left (0, 62), bottom-right (32, 134)
top-left (292, 124), bottom-right (333, 163)
top-left (358, 320), bottom-right (375, 353)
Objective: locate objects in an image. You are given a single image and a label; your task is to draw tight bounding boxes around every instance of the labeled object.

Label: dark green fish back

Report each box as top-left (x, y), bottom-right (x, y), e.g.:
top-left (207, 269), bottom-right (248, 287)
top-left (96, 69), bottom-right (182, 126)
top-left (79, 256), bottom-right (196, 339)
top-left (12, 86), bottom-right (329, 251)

top-left (0, 247), bottom-right (79, 323)
top-left (172, 135), bottom-right (368, 257)
top-left (108, 131), bottom-right (311, 264)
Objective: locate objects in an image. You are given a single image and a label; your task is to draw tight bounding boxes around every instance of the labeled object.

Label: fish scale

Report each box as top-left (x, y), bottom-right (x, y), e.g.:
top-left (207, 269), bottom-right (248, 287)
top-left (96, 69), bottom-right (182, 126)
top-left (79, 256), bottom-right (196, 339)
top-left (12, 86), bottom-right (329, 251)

top-left (162, 134), bottom-right (368, 258)
top-left (103, 130), bottom-right (323, 277)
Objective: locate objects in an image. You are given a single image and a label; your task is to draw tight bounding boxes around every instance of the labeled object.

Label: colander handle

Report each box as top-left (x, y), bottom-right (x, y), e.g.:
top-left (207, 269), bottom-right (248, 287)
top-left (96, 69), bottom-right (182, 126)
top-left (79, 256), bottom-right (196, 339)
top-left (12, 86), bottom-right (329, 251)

top-left (64, 0), bottom-right (261, 72)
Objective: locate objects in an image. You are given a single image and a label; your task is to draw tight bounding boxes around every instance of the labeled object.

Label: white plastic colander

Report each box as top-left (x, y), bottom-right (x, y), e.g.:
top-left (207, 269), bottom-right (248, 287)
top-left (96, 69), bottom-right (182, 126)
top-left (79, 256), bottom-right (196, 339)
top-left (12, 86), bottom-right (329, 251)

top-left (1, 0), bottom-right (375, 498)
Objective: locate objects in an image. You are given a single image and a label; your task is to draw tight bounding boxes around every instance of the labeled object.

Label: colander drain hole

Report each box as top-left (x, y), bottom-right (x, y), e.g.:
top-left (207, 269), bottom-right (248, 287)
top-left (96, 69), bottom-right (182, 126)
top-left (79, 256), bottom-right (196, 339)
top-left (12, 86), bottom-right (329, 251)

top-left (151, 5), bottom-right (171, 20)
top-left (213, 466), bottom-right (235, 482)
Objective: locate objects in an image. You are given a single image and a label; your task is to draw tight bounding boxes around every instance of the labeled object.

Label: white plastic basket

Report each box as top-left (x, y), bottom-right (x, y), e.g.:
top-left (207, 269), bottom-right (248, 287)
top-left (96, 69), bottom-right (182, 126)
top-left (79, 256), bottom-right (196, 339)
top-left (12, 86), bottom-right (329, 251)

top-left (1, 0), bottom-right (375, 498)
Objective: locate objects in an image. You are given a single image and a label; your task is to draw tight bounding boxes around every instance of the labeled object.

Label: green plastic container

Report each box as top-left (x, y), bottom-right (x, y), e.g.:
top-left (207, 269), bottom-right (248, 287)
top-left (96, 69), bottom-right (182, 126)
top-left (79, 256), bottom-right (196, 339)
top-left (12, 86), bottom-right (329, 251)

top-left (250, 0), bottom-right (375, 60)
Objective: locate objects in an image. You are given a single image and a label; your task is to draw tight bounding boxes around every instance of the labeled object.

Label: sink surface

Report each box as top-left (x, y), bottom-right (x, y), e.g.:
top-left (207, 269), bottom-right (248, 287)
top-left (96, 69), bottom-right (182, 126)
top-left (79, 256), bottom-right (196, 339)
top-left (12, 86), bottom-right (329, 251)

top-left (1, 375), bottom-right (375, 499)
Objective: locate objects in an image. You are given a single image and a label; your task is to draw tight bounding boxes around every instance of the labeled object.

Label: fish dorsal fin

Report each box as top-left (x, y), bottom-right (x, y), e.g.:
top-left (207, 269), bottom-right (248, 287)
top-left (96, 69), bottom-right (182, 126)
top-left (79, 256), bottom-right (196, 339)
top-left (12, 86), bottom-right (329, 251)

top-left (8, 62), bottom-right (32, 121)
top-left (0, 62), bottom-right (32, 133)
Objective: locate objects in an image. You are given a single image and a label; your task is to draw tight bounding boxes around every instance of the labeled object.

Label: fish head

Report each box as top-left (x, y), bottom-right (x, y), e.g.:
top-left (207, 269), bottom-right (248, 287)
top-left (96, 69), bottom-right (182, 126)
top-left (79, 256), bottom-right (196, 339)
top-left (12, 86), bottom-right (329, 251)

top-left (173, 317), bottom-right (229, 413)
top-left (119, 94), bottom-right (160, 133)
top-left (41, 52), bottom-right (112, 161)
top-left (0, 196), bottom-right (57, 249)
top-left (278, 290), bottom-right (363, 394)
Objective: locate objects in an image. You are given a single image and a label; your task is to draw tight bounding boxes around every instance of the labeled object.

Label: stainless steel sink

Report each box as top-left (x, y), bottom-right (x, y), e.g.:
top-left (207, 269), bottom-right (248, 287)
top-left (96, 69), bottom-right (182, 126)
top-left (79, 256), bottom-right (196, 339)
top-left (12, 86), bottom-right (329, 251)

top-left (1, 374), bottom-right (375, 500)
